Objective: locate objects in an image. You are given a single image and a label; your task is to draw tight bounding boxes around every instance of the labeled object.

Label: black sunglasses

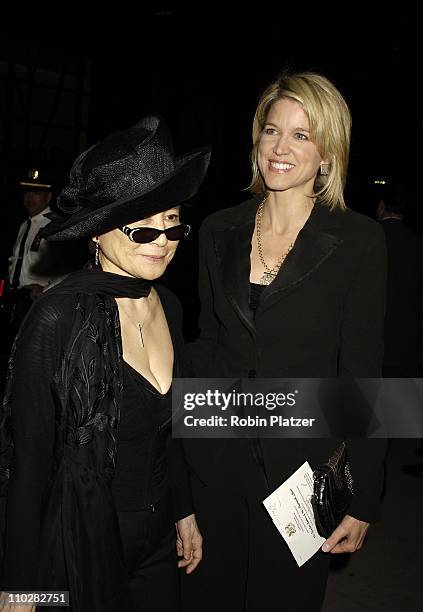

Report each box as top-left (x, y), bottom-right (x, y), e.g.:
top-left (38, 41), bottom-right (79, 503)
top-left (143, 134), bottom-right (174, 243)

top-left (120, 223), bottom-right (191, 244)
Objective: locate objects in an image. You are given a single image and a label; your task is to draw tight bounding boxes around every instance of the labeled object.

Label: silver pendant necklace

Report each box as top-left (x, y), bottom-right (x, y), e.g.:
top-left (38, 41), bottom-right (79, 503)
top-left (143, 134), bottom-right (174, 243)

top-left (138, 323), bottom-right (145, 347)
top-left (135, 299), bottom-right (150, 348)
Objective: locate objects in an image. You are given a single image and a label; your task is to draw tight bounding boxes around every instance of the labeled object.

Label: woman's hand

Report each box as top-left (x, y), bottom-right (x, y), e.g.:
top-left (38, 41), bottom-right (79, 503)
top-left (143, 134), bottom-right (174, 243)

top-left (175, 513), bottom-right (203, 574)
top-left (321, 514), bottom-right (370, 554)
top-left (1, 606), bottom-right (34, 612)
top-left (0, 592), bottom-right (35, 611)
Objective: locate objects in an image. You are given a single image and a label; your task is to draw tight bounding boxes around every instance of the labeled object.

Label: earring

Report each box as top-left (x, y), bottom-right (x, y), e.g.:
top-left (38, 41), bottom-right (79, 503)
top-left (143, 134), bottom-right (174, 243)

top-left (320, 163), bottom-right (329, 176)
top-left (95, 241), bottom-right (100, 266)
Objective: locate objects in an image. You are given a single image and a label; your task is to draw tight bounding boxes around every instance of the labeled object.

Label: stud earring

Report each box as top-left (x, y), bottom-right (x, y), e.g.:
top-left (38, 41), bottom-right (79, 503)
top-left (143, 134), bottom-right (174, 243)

top-left (320, 163), bottom-right (329, 176)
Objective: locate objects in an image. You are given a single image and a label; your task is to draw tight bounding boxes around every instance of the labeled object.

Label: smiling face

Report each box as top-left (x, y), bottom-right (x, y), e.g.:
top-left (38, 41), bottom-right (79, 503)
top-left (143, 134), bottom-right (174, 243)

top-left (257, 97), bottom-right (325, 197)
top-left (97, 207), bottom-right (182, 280)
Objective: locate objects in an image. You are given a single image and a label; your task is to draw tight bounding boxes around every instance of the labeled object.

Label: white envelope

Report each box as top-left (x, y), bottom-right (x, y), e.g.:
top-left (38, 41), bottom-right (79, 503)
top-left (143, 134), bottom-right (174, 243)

top-left (263, 461), bottom-right (326, 567)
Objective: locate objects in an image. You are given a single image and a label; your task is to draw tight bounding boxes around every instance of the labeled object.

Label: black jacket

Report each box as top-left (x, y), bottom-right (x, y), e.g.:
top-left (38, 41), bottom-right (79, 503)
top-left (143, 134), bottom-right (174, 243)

top-left (186, 196), bottom-right (387, 523)
top-left (0, 269), bottom-right (192, 610)
top-left (380, 218), bottom-right (423, 372)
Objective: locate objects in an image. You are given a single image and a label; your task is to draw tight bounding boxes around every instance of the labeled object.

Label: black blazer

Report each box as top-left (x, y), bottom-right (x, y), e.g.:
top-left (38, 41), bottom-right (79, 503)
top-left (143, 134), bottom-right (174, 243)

top-left (380, 218), bottom-right (423, 373)
top-left (186, 196), bottom-right (387, 522)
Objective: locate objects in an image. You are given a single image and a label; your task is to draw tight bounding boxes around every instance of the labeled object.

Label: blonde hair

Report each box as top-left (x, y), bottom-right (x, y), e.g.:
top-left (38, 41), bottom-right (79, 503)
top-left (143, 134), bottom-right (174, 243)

top-left (248, 71), bottom-right (352, 210)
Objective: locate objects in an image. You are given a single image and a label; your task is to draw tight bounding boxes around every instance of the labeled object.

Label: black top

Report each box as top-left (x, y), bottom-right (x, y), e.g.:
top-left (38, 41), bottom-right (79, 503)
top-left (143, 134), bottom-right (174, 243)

top-left (249, 282), bottom-right (266, 312)
top-left (112, 363), bottom-right (172, 511)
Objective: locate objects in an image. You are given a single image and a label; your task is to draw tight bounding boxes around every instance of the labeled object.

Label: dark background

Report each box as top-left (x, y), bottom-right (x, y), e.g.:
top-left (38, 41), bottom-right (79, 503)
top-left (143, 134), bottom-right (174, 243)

top-left (1, 8), bottom-right (421, 337)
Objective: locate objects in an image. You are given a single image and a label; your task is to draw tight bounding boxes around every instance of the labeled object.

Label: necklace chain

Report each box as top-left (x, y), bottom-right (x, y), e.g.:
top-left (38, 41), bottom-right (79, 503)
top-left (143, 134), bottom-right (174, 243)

top-left (256, 198), bottom-right (295, 286)
top-left (121, 301), bottom-right (149, 348)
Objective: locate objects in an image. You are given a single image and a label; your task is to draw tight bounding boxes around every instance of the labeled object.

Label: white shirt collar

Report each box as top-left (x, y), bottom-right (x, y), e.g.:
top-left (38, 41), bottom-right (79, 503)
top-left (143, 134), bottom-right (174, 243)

top-left (29, 206), bottom-right (52, 223)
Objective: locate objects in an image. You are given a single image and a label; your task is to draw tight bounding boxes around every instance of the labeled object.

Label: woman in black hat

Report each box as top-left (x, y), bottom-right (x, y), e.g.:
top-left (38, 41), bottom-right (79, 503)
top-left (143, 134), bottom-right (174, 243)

top-left (0, 116), bottom-right (211, 611)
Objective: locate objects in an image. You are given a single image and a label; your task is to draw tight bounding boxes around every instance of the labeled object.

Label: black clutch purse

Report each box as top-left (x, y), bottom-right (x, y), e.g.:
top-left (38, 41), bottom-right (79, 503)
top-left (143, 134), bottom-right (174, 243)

top-left (311, 442), bottom-right (354, 539)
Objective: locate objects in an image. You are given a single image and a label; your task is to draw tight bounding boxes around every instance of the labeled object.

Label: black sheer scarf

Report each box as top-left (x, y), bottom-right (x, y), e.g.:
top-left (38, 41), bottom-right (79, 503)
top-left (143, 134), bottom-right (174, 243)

top-left (52, 266), bottom-right (152, 299)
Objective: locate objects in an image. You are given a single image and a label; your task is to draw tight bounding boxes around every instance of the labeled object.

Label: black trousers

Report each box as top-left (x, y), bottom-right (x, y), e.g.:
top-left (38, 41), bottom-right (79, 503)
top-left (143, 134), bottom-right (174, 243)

top-left (117, 495), bottom-right (179, 612)
top-left (181, 446), bottom-right (330, 612)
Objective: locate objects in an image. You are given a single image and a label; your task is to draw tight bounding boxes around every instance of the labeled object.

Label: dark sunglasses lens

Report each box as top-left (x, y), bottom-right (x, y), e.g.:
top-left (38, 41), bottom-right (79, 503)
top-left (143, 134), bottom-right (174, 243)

top-left (165, 225), bottom-right (189, 240)
top-left (131, 228), bottom-right (160, 243)
top-left (129, 224), bottom-right (190, 243)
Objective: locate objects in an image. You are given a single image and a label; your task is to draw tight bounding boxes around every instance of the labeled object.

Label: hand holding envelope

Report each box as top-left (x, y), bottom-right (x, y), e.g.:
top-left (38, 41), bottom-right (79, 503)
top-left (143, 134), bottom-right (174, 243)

top-left (321, 514), bottom-right (370, 554)
top-left (263, 461), bottom-right (370, 567)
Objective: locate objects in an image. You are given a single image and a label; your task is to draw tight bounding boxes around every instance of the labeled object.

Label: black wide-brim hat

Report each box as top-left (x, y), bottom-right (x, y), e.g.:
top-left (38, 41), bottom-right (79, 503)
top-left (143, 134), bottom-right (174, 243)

top-left (40, 116), bottom-right (211, 241)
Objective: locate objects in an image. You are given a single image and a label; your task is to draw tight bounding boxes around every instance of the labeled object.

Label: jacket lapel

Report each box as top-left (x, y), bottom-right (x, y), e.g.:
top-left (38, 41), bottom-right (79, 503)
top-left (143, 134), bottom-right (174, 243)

top-left (211, 199), bottom-right (260, 335)
top-left (259, 206), bottom-right (344, 312)
top-left (213, 219), bottom-right (257, 334)
top-left (211, 199), bottom-right (344, 330)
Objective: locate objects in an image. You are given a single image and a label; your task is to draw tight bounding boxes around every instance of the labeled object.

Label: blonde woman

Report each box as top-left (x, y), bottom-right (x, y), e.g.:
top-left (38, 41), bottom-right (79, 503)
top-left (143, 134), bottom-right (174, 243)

top-left (182, 72), bottom-right (387, 611)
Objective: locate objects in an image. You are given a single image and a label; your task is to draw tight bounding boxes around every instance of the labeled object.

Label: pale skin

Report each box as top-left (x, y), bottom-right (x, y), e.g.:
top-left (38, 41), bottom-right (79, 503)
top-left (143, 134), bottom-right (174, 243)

top-left (253, 97), bottom-right (370, 553)
top-left (0, 594), bottom-right (34, 612)
top-left (0, 208), bottom-right (202, 611)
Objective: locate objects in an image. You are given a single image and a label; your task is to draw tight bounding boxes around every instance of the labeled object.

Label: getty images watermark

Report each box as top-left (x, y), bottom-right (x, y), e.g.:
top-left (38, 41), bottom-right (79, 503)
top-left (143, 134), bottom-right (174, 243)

top-left (182, 388), bottom-right (316, 429)
top-left (172, 378), bottom-right (423, 438)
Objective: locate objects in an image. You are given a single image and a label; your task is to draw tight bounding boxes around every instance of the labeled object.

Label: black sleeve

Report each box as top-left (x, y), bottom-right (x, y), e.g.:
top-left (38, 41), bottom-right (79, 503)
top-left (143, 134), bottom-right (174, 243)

top-left (339, 222), bottom-right (387, 377)
top-left (188, 220), bottom-right (219, 376)
top-left (1, 296), bottom-right (66, 591)
top-left (160, 287), bottom-right (194, 521)
top-left (339, 222), bottom-right (388, 523)
top-left (167, 439), bottom-right (194, 521)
